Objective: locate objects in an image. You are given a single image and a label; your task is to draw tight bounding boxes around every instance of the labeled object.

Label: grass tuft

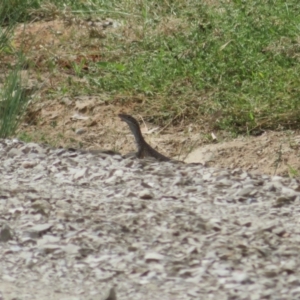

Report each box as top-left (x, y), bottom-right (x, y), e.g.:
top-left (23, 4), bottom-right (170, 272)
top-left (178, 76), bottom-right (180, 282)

top-left (0, 55), bottom-right (30, 138)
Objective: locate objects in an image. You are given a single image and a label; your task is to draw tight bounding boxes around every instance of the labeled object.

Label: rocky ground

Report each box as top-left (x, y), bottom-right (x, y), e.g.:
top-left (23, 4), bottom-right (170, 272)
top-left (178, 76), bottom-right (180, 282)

top-left (1, 139), bottom-right (300, 300)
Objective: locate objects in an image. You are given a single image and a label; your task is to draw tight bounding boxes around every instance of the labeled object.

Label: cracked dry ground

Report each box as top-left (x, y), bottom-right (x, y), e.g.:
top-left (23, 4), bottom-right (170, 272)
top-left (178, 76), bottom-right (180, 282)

top-left (1, 139), bottom-right (300, 300)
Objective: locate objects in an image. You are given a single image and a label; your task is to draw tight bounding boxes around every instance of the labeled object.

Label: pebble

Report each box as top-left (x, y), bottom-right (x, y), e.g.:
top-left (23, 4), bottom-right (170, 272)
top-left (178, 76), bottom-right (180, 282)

top-left (0, 138), bottom-right (299, 299)
top-left (75, 128), bottom-right (87, 135)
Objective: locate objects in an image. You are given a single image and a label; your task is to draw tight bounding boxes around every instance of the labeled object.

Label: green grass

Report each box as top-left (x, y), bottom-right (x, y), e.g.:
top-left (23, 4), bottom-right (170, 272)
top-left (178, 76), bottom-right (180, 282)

top-left (0, 0), bottom-right (41, 52)
top-left (0, 0), bottom-right (39, 138)
top-left (287, 163), bottom-right (299, 178)
top-left (0, 56), bottom-right (30, 138)
top-left (80, 0), bottom-right (300, 133)
top-left (17, 131), bottom-right (33, 143)
top-left (6, 0), bottom-right (300, 134)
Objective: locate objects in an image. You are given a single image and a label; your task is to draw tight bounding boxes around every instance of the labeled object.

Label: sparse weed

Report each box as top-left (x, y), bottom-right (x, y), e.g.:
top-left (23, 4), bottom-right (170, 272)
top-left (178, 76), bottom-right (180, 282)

top-left (287, 164), bottom-right (299, 178)
top-left (50, 120), bottom-right (57, 128)
top-left (18, 131), bottom-right (33, 143)
top-left (72, 60), bottom-right (85, 77)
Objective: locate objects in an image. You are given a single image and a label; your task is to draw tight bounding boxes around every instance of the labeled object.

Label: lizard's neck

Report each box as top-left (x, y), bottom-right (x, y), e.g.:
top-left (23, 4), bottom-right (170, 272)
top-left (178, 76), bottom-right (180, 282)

top-left (126, 121), bottom-right (146, 151)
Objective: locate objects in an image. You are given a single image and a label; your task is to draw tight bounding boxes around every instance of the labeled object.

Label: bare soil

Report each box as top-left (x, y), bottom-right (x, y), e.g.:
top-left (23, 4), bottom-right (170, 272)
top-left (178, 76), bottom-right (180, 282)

top-left (21, 91), bottom-right (300, 179)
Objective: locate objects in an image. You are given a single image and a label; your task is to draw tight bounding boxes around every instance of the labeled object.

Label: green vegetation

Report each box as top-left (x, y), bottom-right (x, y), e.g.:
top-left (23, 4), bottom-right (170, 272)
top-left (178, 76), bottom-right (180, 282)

top-left (17, 131), bottom-right (33, 143)
top-left (0, 56), bottom-right (30, 138)
top-left (72, 0), bottom-right (300, 133)
top-left (287, 163), bottom-right (299, 178)
top-left (0, 0), bottom-right (39, 138)
top-left (2, 0), bottom-right (300, 135)
top-left (0, 0), bottom-right (40, 52)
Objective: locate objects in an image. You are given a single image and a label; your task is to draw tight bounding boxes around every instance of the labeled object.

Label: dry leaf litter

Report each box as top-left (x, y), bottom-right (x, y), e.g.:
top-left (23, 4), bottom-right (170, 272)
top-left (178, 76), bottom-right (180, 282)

top-left (1, 139), bottom-right (300, 300)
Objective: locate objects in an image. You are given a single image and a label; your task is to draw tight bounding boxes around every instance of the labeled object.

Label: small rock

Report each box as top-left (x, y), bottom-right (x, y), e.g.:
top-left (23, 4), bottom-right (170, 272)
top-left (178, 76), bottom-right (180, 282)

top-left (273, 196), bottom-right (296, 207)
top-left (232, 271), bottom-right (249, 283)
top-left (104, 287), bottom-right (117, 300)
top-left (2, 275), bottom-right (15, 282)
top-left (75, 128), bottom-right (87, 135)
top-left (22, 160), bottom-right (37, 168)
top-left (0, 223), bottom-right (14, 242)
top-left (144, 252), bottom-right (165, 262)
top-left (7, 148), bottom-right (22, 157)
top-left (20, 143), bottom-right (46, 154)
top-left (138, 189), bottom-right (154, 200)
top-left (25, 223), bottom-right (53, 238)
top-left (73, 168), bottom-right (88, 180)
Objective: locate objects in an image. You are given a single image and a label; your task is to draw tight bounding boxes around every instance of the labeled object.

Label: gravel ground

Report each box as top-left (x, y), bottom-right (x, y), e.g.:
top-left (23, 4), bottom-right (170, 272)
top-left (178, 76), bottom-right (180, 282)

top-left (1, 139), bottom-right (300, 300)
